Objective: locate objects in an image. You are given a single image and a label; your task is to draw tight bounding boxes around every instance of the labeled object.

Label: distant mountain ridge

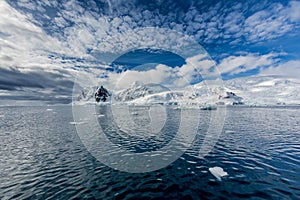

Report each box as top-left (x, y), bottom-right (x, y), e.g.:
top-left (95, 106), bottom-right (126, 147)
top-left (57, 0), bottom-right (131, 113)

top-left (75, 76), bottom-right (300, 106)
top-left (225, 76), bottom-right (300, 105)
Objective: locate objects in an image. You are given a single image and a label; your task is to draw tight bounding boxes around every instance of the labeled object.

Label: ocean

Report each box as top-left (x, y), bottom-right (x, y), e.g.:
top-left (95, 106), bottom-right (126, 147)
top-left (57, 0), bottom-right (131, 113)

top-left (0, 105), bottom-right (299, 199)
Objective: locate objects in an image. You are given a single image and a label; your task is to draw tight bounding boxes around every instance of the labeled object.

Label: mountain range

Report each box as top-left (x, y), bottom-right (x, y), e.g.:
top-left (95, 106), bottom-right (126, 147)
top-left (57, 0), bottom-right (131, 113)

top-left (76, 76), bottom-right (300, 106)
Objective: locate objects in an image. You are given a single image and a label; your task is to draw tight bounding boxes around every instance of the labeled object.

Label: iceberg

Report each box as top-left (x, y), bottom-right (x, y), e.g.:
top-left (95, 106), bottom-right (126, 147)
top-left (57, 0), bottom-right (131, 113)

top-left (209, 166), bottom-right (228, 181)
top-left (69, 121), bottom-right (87, 125)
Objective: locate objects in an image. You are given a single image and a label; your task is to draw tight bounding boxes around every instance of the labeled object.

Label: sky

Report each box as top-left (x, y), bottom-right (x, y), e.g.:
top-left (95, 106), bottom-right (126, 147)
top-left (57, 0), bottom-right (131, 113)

top-left (0, 0), bottom-right (299, 103)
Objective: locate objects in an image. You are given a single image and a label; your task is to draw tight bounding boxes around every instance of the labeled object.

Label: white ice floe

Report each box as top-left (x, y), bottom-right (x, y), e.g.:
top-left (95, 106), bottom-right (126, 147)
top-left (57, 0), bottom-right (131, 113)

top-left (209, 166), bottom-right (228, 181)
top-left (46, 108), bottom-right (53, 111)
top-left (69, 121), bottom-right (87, 125)
top-left (225, 130), bottom-right (235, 134)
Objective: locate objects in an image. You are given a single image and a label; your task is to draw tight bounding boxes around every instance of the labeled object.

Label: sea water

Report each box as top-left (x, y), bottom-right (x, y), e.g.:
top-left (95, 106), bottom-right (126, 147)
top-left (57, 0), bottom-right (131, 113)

top-left (0, 105), bottom-right (299, 199)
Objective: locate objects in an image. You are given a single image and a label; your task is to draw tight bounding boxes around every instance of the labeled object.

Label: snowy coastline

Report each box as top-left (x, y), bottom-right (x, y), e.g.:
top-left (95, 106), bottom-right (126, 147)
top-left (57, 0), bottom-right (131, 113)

top-left (75, 76), bottom-right (300, 107)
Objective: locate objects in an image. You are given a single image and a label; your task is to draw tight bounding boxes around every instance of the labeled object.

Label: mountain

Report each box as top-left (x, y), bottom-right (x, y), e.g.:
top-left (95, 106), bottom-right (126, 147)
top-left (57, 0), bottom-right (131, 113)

top-left (75, 76), bottom-right (300, 106)
top-left (225, 76), bottom-right (300, 106)
top-left (114, 82), bottom-right (170, 102)
top-left (121, 80), bottom-right (244, 106)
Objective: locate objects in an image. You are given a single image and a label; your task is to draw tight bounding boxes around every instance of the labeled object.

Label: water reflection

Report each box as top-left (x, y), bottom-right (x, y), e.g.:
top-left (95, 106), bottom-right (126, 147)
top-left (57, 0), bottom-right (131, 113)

top-left (97, 105), bottom-right (182, 152)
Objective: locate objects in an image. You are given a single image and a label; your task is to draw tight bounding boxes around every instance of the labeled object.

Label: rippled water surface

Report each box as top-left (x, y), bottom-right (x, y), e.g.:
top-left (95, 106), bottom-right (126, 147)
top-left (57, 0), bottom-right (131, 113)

top-left (0, 105), bottom-right (299, 199)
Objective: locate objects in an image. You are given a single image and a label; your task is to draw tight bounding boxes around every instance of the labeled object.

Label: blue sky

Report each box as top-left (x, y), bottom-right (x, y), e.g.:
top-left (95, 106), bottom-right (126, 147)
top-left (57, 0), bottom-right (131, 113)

top-left (0, 0), bottom-right (299, 103)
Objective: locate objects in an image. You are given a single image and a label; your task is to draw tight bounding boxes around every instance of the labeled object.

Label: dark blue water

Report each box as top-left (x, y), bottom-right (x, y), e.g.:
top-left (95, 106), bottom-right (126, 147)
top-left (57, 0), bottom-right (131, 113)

top-left (0, 105), bottom-right (299, 199)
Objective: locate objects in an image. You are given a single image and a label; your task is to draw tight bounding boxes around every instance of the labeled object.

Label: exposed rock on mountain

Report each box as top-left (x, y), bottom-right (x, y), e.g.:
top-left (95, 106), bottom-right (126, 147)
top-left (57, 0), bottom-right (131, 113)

top-left (75, 76), bottom-right (300, 106)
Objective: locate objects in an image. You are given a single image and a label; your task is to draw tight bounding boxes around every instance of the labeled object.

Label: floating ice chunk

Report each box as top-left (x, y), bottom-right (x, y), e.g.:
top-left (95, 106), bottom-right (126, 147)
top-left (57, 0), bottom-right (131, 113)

top-left (225, 130), bottom-right (235, 134)
top-left (46, 108), bottom-right (53, 111)
top-left (200, 106), bottom-right (217, 110)
top-left (131, 112), bottom-right (138, 115)
top-left (209, 166), bottom-right (228, 181)
top-left (69, 121), bottom-right (86, 125)
top-left (97, 114), bottom-right (105, 117)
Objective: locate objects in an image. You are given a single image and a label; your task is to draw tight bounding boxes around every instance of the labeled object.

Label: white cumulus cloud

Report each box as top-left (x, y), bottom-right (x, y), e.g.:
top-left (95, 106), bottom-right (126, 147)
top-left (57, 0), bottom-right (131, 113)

top-left (218, 53), bottom-right (281, 75)
top-left (259, 60), bottom-right (300, 79)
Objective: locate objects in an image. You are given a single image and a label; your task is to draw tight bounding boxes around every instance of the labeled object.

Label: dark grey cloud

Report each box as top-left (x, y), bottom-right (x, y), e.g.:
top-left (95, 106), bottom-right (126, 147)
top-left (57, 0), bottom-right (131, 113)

top-left (0, 68), bottom-right (74, 103)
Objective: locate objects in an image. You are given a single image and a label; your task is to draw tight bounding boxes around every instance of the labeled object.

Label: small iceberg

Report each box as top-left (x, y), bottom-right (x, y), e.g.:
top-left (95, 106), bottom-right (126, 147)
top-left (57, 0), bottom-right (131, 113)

top-left (209, 166), bottom-right (228, 181)
top-left (69, 121), bottom-right (86, 125)
top-left (225, 130), bottom-right (235, 134)
top-left (46, 108), bottom-right (53, 111)
top-left (200, 106), bottom-right (217, 110)
top-left (93, 113), bottom-right (105, 117)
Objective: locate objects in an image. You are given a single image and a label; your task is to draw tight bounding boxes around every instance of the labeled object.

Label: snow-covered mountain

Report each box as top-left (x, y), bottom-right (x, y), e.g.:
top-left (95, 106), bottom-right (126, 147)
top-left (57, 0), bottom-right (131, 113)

top-left (114, 82), bottom-right (170, 102)
top-left (225, 76), bottom-right (300, 106)
top-left (120, 80), bottom-right (244, 106)
top-left (75, 76), bottom-right (300, 106)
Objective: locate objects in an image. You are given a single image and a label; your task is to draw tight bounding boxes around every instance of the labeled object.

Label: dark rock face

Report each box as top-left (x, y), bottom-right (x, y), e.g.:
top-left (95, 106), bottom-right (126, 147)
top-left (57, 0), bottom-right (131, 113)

top-left (95, 86), bottom-right (110, 102)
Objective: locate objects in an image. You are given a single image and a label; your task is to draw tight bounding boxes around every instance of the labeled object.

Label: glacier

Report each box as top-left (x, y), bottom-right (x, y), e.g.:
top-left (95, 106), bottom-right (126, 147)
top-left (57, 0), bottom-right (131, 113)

top-left (74, 76), bottom-right (300, 107)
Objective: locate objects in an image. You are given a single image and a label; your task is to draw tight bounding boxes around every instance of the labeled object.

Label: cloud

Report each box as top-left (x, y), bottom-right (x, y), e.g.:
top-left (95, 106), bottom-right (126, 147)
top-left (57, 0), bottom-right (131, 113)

top-left (2, 0), bottom-right (298, 66)
top-left (1, 0), bottom-right (299, 102)
top-left (0, 1), bottom-right (66, 69)
top-left (217, 53), bottom-right (280, 75)
top-left (101, 53), bottom-right (217, 90)
top-left (286, 1), bottom-right (300, 22)
top-left (110, 64), bottom-right (174, 89)
top-left (0, 0), bottom-right (99, 70)
top-left (107, 63), bottom-right (192, 90)
top-left (7, 0), bottom-right (299, 49)
top-left (259, 60), bottom-right (300, 79)
top-left (2, 0), bottom-right (298, 60)
top-left (243, 4), bottom-right (294, 43)
top-left (0, 67), bottom-right (74, 102)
